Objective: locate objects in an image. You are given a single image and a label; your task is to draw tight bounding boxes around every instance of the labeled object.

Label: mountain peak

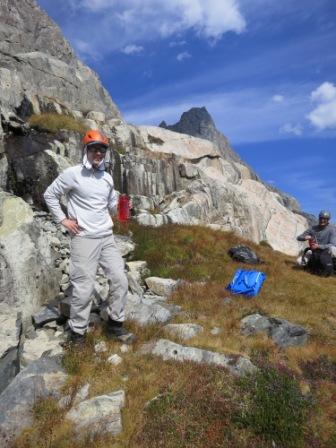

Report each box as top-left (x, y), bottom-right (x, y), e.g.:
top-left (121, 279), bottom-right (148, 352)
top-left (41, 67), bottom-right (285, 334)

top-left (160, 107), bottom-right (215, 137)
top-left (159, 107), bottom-right (244, 165)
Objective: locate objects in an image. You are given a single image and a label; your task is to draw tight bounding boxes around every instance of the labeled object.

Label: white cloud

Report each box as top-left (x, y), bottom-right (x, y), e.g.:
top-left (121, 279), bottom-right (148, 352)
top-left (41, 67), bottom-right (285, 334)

top-left (176, 51), bottom-right (192, 61)
top-left (272, 94), bottom-right (284, 103)
top-left (307, 82), bottom-right (336, 130)
top-left (122, 44), bottom-right (144, 55)
top-left (279, 123), bottom-right (303, 136)
top-left (169, 40), bottom-right (187, 47)
top-left (74, 0), bottom-right (246, 51)
top-left (311, 82), bottom-right (336, 102)
top-left (74, 39), bottom-right (101, 60)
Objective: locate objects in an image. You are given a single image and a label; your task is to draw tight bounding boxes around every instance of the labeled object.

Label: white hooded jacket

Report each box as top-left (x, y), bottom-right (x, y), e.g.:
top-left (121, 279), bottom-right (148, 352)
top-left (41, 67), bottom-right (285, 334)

top-left (44, 149), bottom-right (117, 238)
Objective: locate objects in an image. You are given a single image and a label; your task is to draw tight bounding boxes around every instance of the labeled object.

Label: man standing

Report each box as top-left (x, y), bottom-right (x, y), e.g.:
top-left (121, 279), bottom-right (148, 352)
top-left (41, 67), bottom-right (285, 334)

top-left (297, 210), bottom-right (336, 276)
top-left (44, 129), bottom-right (133, 345)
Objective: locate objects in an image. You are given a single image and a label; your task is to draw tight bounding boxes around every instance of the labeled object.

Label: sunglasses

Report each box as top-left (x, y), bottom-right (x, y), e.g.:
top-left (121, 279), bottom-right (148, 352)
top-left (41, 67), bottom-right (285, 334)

top-left (88, 145), bottom-right (108, 154)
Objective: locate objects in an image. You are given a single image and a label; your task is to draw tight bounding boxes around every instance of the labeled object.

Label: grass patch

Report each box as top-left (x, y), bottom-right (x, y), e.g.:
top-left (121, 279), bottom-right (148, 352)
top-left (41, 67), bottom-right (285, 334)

top-left (236, 364), bottom-right (311, 447)
top-left (133, 364), bottom-right (265, 448)
top-left (28, 113), bottom-right (88, 134)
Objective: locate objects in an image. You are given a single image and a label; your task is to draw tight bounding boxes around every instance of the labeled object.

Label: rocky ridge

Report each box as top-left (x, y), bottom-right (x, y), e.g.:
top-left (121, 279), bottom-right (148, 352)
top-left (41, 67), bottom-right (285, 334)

top-left (160, 106), bottom-right (301, 212)
top-left (0, 0), bottom-right (121, 125)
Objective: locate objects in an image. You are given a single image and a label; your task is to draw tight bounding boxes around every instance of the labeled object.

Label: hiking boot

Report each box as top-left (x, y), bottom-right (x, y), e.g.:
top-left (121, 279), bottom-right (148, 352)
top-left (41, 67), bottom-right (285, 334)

top-left (62, 329), bottom-right (86, 348)
top-left (106, 319), bottom-right (135, 344)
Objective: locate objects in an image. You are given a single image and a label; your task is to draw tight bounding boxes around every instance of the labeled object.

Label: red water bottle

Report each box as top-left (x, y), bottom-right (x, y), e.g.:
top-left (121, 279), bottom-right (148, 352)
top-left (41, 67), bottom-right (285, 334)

top-left (309, 237), bottom-right (316, 249)
top-left (118, 194), bottom-right (130, 222)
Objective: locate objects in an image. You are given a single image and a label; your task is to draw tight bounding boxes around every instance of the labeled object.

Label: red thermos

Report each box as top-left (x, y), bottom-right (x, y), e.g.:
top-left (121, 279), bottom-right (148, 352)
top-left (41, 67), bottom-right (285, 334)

top-left (309, 237), bottom-right (316, 249)
top-left (118, 194), bottom-right (130, 222)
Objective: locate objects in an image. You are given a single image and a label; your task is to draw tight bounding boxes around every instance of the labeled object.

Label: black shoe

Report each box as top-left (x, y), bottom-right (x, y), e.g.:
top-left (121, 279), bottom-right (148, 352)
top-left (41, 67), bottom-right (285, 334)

top-left (106, 320), bottom-right (135, 344)
top-left (62, 329), bottom-right (86, 348)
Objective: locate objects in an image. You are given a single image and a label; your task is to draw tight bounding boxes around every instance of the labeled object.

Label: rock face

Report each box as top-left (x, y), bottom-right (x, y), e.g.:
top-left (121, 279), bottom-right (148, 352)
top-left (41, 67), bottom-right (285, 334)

top-left (0, 0), bottom-right (121, 119)
top-left (0, 304), bottom-right (21, 394)
top-left (159, 107), bottom-right (301, 212)
top-left (0, 192), bottom-right (61, 321)
top-left (109, 123), bottom-right (307, 255)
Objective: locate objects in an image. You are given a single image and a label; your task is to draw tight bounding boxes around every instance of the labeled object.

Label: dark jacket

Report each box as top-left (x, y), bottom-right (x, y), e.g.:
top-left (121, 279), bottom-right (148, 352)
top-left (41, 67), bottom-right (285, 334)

top-left (297, 224), bottom-right (336, 250)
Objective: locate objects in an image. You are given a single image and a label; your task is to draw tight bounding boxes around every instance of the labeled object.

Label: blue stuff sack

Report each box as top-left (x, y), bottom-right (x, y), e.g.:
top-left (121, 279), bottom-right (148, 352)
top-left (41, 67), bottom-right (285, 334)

top-left (226, 269), bottom-right (266, 297)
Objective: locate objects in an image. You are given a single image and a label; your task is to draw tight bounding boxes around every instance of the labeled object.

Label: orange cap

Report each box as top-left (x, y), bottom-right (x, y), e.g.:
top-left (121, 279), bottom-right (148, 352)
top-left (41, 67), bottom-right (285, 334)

top-left (83, 129), bottom-right (109, 147)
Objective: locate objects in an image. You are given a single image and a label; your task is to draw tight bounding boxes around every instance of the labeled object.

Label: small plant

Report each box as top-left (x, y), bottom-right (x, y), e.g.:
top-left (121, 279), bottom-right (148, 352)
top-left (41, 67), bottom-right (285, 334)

top-left (259, 240), bottom-right (272, 249)
top-left (28, 113), bottom-right (88, 134)
top-left (301, 355), bottom-right (336, 383)
top-left (133, 366), bottom-right (238, 448)
top-left (236, 364), bottom-right (312, 447)
top-left (148, 133), bottom-right (164, 145)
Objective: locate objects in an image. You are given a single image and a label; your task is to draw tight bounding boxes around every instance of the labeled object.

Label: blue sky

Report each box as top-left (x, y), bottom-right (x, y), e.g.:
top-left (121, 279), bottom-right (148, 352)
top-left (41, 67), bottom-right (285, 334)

top-left (38, 0), bottom-right (336, 220)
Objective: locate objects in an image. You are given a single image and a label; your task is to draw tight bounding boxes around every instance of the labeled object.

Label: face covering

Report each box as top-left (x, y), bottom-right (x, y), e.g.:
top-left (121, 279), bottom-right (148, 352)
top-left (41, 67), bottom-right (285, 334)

top-left (82, 146), bottom-right (106, 171)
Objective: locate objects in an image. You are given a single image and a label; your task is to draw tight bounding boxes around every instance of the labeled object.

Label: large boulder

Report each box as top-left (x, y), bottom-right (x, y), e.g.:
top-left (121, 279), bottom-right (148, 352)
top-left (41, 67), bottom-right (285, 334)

top-left (241, 313), bottom-right (309, 347)
top-left (0, 356), bottom-right (67, 444)
top-left (66, 390), bottom-right (125, 437)
top-left (0, 192), bottom-right (61, 322)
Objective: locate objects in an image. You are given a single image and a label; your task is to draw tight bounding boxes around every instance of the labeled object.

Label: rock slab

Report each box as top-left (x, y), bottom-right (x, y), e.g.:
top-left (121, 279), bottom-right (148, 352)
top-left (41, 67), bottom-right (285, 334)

top-left (140, 339), bottom-right (256, 376)
top-left (66, 390), bottom-right (125, 436)
top-left (0, 356), bottom-right (67, 445)
top-left (240, 313), bottom-right (309, 347)
top-left (164, 323), bottom-right (204, 340)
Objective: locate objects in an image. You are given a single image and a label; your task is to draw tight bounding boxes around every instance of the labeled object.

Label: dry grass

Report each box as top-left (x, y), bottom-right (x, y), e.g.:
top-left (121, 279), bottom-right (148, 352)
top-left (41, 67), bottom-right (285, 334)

top-left (11, 223), bottom-right (336, 447)
top-left (28, 113), bottom-right (88, 134)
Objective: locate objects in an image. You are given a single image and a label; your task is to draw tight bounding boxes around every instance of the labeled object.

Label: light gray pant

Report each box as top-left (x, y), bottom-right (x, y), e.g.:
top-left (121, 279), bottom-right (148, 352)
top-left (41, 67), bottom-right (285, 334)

top-left (68, 234), bottom-right (128, 335)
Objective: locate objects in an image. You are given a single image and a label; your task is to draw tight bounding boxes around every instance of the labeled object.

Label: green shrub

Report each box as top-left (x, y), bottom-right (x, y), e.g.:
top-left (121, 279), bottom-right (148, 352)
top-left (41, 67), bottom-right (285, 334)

top-left (236, 365), bottom-right (311, 447)
top-left (28, 113), bottom-right (88, 134)
top-left (134, 366), bottom-right (239, 448)
top-left (259, 240), bottom-right (272, 249)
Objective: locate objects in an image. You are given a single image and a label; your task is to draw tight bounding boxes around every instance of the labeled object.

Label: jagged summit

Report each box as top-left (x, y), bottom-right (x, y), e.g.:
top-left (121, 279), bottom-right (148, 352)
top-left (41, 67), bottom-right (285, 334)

top-left (159, 107), bottom-right (253, 172)
top-left (159, 107), bottom-right (245, 165)
top-left (160, 107), bottom-right (216, 137)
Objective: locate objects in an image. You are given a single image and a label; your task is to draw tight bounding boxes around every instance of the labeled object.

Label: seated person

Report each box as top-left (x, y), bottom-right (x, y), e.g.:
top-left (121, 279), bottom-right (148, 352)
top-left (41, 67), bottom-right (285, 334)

top-left (297, 210), bottom-right (336, 276)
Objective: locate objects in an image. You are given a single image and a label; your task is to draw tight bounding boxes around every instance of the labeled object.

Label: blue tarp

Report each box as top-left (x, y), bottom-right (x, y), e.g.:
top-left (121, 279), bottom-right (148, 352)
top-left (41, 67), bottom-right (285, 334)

top-left (226, 269), bottom-right (266, 297)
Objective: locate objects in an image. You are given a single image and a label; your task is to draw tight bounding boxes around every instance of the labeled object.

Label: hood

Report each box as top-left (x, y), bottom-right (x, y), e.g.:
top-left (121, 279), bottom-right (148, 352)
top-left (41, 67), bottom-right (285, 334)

top-left (82, 146), bottom-right (106, 171)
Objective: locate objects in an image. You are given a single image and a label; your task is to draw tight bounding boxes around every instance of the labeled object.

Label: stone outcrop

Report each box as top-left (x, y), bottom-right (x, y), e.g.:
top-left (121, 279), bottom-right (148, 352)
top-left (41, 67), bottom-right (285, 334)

top-left (0, 356), bottom-right (67, 445)
top-left (66, 390), bottom-right (125, 437)
top-left (240, 313), bottom-right (309, 347)
top-left (0, 192), bottom-right (61, 321)
top-left (0, 0), bottom-right (121, 120)
top-left (140, 339), bottom-right (256, 376)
